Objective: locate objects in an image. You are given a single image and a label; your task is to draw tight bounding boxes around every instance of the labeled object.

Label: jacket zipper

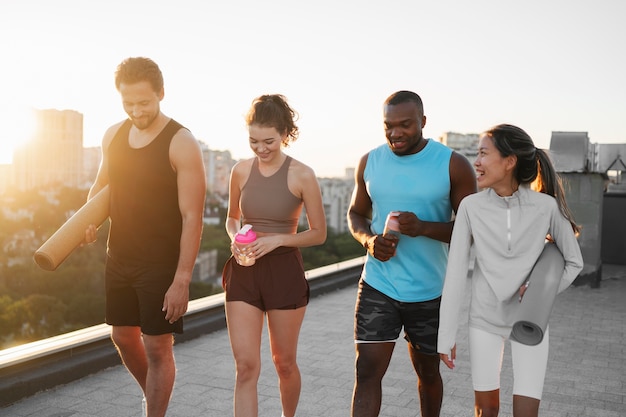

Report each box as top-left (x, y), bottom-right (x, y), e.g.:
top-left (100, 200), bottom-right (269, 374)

top-left (505, 198), bottom-right (512, 251)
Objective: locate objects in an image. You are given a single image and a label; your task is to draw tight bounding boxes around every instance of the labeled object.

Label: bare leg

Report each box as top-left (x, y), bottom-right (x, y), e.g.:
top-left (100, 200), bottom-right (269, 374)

top-left (226, 301), bottom-right (264, 417)
top-left (111, 326), bottom-right (148, 392)
top-left (111, 327), bottom-right (175, 417)
top-left (475, 389), bottom-right (500, 417)
top-left (512, 395), bottom-right (540, 417)
top-left (266, 307), bottom-right (307, 417)
top-left (351, 342), bottom-right (395, 417)
top-left (142, 333), bottom-right (175, 417)
top-left (408, 345), bottom-right (442, 417)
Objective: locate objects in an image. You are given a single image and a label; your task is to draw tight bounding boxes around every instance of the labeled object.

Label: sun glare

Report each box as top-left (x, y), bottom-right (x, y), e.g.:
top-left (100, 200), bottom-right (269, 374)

top-left (0, 105), bottom-right (36, 165)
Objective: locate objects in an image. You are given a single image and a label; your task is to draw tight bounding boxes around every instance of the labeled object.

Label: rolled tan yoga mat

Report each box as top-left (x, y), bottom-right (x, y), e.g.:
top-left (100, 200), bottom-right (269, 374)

top-left (510, 242), bottom-right (565, 346)
top-left (33, 186), bottom-right (110, 271)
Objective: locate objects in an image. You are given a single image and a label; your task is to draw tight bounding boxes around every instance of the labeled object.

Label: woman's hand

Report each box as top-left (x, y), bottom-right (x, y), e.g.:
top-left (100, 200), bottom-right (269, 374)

top-left (440, 344), bottom-right (456, 369)
top-left (246, 235), bottom-right (282, 260)
top-left (518, 280), bottom-right (530, 302)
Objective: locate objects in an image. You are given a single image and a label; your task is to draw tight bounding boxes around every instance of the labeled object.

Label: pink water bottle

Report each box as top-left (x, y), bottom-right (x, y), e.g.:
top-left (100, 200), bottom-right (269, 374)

top-left (234, 224), bottom-right (257, 266)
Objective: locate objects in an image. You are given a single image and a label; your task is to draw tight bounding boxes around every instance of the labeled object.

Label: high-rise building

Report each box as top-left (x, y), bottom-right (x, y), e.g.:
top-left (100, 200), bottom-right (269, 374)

top-left (201, 145), bottom-right (237, 196)
top-left (0, 164), bottom-right (11, 195)
top-left (82, 146), bottom-right (102, 187)
top-left (439, 131), bottom-right (479, 165)
top-left (317, 169), bottom-right (355, 234)
top-left (12, 109), bottom-right (84, 190)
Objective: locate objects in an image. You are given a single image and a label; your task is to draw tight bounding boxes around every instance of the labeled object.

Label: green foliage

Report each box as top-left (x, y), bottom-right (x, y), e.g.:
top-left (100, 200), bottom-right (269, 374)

top-left (300, 227), bottom-right (365, 270)
top-left (0, 188), bottom-right (365, 350)
top-left (190, 281), bottom-right (222, 299)
top-left (201, 223), bottom-right (232, 268)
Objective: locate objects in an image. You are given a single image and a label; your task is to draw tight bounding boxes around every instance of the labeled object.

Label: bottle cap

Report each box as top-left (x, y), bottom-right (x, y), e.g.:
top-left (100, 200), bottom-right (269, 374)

top-left (235, 224), bottom-right (256, 244)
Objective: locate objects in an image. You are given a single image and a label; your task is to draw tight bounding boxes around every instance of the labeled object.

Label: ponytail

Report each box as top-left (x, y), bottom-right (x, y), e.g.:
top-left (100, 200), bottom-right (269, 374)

top-left (485, 124), bottom-right (580, 234)
top-left (535, 149), bottom-right (581, 235)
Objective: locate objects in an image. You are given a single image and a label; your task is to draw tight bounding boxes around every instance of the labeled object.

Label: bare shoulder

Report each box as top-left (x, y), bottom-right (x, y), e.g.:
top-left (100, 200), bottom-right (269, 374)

top-left (357, 152), bottom-right (370, 170)
top-left (450, 151), bottom-right (475, 178)
top-left (289, 157), bottom-right (318, 182)
top-left (232, 157), bottom-right (254, 173)
top-left (230, 157), bottom-right (254, 183)
top-left (102, 120), bottom-right (126, 149)
top-left (171, 127), bottom-right (201, 149)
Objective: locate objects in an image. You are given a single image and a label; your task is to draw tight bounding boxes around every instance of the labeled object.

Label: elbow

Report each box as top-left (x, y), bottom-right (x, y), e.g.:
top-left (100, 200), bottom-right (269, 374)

top-left (316, 227), bottom-right (327, 245)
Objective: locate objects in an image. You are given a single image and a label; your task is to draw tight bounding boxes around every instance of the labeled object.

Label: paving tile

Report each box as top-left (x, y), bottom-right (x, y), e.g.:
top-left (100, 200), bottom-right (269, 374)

top-left (2, 269), bottom-right (625, 416)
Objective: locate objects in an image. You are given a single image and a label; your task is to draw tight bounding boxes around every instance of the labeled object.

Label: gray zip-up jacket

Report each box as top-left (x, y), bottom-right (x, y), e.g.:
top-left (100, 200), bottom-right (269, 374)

top-left (438, 186), bottom-right (584, 354)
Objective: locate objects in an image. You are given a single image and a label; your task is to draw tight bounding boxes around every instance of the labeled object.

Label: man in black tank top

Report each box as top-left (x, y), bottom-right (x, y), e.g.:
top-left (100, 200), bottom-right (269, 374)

top-left (85, 57), bottom-right (206, 417)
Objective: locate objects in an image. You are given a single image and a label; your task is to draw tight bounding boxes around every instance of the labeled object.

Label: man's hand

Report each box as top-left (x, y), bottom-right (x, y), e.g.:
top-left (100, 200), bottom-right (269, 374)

top-left (365, 234), bottom-right (398, 262)
top-left (83, 224), bottom-right (98, 246)
top-left (162, 279), bottom-right (190, 324)
top-left (397, 211), bottom-right (425, 237)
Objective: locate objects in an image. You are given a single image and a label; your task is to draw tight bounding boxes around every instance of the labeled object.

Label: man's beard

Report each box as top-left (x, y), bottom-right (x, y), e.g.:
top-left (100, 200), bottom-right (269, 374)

top-left (131, 114), bottom-right (156, 130)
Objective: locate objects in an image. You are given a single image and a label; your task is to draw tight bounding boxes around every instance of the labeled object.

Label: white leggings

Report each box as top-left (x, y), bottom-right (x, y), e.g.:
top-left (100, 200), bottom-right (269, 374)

top-left (468, 326), bottom-right (549, 400)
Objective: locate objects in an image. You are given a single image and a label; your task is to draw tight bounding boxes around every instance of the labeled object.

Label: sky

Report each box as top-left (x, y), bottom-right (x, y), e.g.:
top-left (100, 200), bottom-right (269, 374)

top-left (1, 0), bottom-right (625, 177)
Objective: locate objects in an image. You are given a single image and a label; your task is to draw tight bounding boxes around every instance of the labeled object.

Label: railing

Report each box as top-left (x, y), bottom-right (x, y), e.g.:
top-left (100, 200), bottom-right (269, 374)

top-left (0, 257), bottom-right (365, 408)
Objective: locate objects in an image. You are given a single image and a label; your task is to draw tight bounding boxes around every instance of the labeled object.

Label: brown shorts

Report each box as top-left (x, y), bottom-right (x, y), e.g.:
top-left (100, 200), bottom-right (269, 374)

top-left (222, 246), bottom-right (309, 311)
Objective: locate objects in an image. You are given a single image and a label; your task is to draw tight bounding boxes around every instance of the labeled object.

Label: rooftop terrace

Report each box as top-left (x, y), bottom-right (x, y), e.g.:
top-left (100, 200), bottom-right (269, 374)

top-left (1, 259), bottom-right (625, 417)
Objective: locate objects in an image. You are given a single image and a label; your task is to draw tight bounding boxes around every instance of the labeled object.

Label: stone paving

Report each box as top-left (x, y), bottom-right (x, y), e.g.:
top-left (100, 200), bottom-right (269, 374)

top-left (2, 266), bottom-right (625, 417)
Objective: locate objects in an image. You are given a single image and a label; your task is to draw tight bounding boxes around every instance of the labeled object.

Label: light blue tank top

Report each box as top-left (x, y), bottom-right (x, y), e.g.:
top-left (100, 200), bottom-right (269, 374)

top-left (362, 140), bottom-right (452, 302)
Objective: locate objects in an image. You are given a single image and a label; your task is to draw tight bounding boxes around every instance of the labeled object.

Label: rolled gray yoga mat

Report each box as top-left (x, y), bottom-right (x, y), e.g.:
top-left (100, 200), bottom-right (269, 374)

top-left (33, 186), bottom-right (110, 271)
top-left (510, 242), bottom-right (564, 346)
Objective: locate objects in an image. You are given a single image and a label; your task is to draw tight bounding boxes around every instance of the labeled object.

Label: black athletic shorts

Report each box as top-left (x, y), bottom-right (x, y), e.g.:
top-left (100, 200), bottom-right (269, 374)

top-left (105, 254), bottom-right (183, 335)
top-left (354, 279), bottom-right (440, 354)
top-left (222, 246), bottom-right (309, 311)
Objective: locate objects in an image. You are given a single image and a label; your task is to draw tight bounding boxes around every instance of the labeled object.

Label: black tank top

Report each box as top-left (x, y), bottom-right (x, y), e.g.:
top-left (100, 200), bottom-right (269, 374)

top-left (107, 119), bottom-right (184, 264)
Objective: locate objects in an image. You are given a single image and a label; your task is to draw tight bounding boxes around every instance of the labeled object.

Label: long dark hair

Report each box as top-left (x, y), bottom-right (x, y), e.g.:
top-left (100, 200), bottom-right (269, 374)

top-left (485, 124), bottom-right (580, 234)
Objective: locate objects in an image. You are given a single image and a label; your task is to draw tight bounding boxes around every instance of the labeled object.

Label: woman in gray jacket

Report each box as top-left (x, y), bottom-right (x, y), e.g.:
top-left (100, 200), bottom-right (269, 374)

top-left (438, 124), bottom-right (583, 417)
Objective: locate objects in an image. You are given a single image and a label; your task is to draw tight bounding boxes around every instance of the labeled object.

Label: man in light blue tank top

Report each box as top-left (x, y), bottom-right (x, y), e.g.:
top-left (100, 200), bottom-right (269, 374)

top-left (347, 91), bottom-right (477, 417)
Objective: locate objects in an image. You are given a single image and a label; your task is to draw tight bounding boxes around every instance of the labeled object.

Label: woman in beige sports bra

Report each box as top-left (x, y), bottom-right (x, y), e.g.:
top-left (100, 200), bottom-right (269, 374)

top-left (222, 94), bottom-right (327, 417)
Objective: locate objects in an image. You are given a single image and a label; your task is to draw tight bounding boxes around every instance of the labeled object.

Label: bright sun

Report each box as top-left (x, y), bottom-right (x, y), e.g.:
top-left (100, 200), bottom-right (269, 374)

top-left (0, 105), bottom-right (37, 165)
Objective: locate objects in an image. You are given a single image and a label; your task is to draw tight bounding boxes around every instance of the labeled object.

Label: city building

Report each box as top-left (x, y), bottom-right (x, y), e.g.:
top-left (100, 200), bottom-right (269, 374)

top-left (12, 109), bottom-right (85, 191)
top-left (317, 169), bottom-right (355, 234)
top-left (201, 145), bottom-right (236, 196)
top-left (0, 164), bottom-right (10, 195)
top-left (439, 131), bottom-right (479, 164)
top-left (193, 249), bottom-right (219, 283)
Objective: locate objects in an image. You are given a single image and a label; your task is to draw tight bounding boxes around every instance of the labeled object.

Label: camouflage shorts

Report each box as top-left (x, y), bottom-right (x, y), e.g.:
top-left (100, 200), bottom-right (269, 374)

top-left (354, 279), bottom-right (440, 354)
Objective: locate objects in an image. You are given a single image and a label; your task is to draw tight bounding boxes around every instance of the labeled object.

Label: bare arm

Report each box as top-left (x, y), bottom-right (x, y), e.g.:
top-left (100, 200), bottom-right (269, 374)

top-left (250, 160), bottom-right (327, 258)
top-left (88, 123), bottom-right (124, 200)
top-left (224, 159), bottom-right (250, 241)
top-left (162, 129), bottom-right (206, 323)
top-left (347, 153), bottom-right (397, 261)
top-left (84, 123), bottom-right (123, 243)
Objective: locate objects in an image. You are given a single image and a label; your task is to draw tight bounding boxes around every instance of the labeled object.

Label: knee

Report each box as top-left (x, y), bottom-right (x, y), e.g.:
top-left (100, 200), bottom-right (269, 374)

top-left (412, 352), bottom-right (442, 384)
top-left (235, 359), bottom-right (261, 383)
top-left (272, 353), bottom-right (297, 379)
top-left (143, 336), bottom-right (174, 365)
top-left (111, 328), bottom-right (140, 351)
top-left (355, 355), bottom-right (383, 382)
top-left (415, 362), bottom-right (441, 384)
